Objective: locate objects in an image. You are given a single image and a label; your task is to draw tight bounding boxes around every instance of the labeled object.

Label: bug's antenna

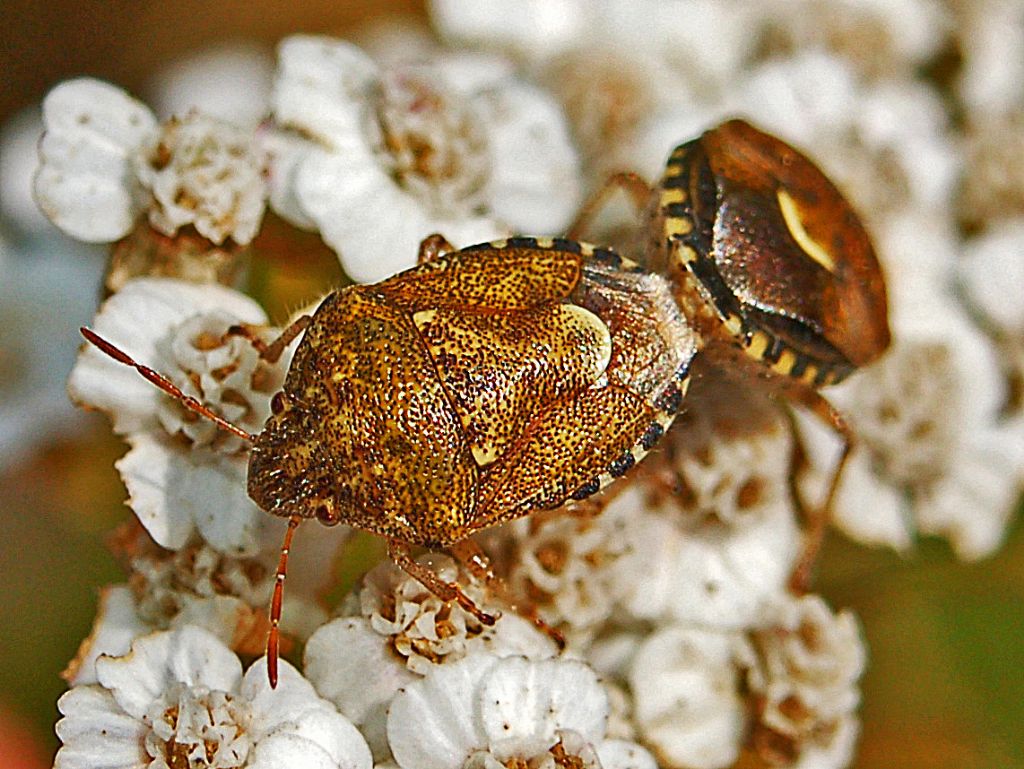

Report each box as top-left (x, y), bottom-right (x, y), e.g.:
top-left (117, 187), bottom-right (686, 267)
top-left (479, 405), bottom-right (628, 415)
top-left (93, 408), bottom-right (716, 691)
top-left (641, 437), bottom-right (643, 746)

top-left (80, 327), bottom-right (256, 443)
top-left (267, 515), bottom-right (301, 689)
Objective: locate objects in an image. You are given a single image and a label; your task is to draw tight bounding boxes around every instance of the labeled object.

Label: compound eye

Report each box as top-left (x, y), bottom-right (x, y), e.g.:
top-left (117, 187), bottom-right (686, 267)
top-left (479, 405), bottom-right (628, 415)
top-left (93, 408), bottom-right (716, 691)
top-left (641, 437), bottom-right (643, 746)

top-left (315, 501), bottom-right (341, 527)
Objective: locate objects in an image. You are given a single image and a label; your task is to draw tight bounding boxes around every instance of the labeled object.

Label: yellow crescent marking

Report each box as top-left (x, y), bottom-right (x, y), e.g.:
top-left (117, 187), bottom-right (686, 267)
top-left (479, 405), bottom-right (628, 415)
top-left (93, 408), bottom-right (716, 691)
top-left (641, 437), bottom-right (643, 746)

top-left (746, 331), bottom-right (770, 360)
top-left (664, 162), bottom-right (684, 177)
top-left (535, 236), bottom-right (554, 248)
top-left (560, 304), bottom-right (612, 378)
top-left (777, 188), bottom-right (836, 273)
top-left (771, 348), bottom-right (798, 376)
top-left (490, 239), bottom-right (508, 249)
top-left (665, 217), bottom-right (694, 237)
top-left (660, 188), bottom-right (686, 206)
top-left (722, 315), bottom-right (744, 337)
top-left (800, 363), bottom-right (820, 385)
top-left (580, 242), bottom-right (595, 257)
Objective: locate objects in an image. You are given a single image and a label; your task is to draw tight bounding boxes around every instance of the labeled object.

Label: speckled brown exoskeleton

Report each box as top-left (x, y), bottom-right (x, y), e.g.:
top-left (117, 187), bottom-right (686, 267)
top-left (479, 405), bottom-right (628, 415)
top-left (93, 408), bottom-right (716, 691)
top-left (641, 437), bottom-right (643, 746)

top-left (570, 118), bottom-right (892, 589)
top-left (82, 234), bottom-right (697, 687)
top-left (82, 118), bottom-right (890, 687)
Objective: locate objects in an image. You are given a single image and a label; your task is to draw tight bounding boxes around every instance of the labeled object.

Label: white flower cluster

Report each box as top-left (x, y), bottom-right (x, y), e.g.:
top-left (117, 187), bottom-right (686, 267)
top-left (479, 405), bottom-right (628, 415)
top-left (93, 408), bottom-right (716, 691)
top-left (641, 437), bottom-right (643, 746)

top-left (36, 3), bottom-right (1024, 769)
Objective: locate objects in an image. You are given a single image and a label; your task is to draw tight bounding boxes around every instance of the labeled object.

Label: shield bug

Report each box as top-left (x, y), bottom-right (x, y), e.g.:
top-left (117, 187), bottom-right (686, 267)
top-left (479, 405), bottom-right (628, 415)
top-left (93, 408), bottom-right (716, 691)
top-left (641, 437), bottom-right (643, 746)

top-left (82, 234), bottom-right (697, 686)
top-left (572, 118), bottom-right (891, 588)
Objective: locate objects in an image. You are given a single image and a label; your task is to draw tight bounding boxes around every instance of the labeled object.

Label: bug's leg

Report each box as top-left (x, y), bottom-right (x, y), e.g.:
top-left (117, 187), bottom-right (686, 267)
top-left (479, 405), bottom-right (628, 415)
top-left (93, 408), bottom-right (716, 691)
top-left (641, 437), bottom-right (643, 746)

top-left (568, 171), bottom-right (653, 240)
top-left (785, 388), bottom-right (854, 594)
top-left (448, 538), bottom-right (566, 649)
top-left (80, 327), bottom-right (255, 443)
top-left (266, 516), bottom-right (301, 689)
top-left (387, 538), bottom-right (497, 626)
top-left (417, 233), bottom-right (457, 265)
top-left (226, 315), bottom-right (312, 364)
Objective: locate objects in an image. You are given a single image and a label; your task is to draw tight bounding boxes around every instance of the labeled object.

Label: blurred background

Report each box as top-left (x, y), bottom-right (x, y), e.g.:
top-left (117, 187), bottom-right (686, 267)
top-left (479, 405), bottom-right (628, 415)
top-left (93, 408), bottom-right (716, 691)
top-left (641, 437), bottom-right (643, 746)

top-left (0, 2), bottom-right (1021, 768)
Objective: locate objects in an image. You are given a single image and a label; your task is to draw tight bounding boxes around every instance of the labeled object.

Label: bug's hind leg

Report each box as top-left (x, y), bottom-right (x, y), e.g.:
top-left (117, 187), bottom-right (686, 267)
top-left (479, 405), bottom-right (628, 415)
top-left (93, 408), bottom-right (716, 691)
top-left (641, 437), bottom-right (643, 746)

top-left (387, 538), bottom-right (497, 626)
top-left (225, 314), bottom-right (312, 363)
top-left (449, 538), bottom-right (565, 649)
top-left (785, 388), bottom-right (854, 594)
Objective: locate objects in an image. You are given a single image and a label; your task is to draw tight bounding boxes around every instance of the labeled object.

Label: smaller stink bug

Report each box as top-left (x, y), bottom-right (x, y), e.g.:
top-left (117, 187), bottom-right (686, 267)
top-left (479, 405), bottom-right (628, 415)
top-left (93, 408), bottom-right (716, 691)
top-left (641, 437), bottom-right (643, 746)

top-left (82, 234), bottom-right (697, 686)
top-left (571, 119), bottom-right (892, 588)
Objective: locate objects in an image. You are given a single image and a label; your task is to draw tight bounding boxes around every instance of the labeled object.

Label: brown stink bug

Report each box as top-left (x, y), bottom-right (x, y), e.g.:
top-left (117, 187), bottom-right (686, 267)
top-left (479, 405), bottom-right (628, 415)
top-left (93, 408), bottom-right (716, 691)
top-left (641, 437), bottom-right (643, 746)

top-left (571, 118), bottom-right (891, 588)
top-left (82, 234), bottom-right (697, 686)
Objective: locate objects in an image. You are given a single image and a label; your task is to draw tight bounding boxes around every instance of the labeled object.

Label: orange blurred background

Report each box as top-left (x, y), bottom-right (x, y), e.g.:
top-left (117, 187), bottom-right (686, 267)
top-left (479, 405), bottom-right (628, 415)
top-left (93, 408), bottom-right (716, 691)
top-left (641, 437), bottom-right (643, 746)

top-left (1, 2), bottom-right (1022, 768)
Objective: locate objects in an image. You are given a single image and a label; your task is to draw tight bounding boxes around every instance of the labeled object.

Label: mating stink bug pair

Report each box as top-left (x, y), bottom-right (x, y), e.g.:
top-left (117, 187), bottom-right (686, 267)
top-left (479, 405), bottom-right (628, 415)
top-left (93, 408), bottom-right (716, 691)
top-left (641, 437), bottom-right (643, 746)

top-left (82, 119), bottom-right (890, 686)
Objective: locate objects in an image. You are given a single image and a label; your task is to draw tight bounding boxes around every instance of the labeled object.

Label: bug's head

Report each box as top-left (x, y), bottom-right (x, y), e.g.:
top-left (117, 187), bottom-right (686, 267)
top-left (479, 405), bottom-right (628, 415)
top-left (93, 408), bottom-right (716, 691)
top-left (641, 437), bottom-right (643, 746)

top-left (247, 390), bottom-right (346, 528)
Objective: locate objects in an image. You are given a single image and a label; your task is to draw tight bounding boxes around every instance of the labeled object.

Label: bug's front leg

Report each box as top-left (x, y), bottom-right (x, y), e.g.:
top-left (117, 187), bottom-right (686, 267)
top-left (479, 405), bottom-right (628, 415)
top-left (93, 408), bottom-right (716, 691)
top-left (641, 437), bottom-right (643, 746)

top-left (448, 538), bottom-right (565, 649)
top-left (387, 538), bottom-right (497, 626)
top-left (225, 315), bottom-right (312, 364)
top-left (417, 233), bottom-right (457, 265)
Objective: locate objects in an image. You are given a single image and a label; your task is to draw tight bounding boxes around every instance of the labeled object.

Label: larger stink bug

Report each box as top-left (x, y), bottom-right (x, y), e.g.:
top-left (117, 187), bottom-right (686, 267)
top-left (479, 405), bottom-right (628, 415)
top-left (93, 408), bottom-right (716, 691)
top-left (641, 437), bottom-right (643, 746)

top-left (83, 234), bottom-right (697, 686)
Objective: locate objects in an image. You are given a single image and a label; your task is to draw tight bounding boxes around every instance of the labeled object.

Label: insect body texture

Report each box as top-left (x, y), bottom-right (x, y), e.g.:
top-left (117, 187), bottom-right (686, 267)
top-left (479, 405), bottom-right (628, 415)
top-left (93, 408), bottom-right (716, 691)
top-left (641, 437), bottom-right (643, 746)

top-left (570, 119), bottom-right (892, 592)
top-left (248, 237), bottom-right (697, 547)
top-left (652, 119), bottom-right (890, 387)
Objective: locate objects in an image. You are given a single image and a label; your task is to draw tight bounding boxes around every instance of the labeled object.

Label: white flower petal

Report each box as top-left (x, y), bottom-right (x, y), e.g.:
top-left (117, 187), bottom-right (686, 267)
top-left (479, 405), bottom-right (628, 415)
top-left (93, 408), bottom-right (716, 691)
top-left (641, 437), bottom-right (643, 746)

top-left (116, 432), bottom-right (264, 555)
top-left (272, 36), bottom-right (380, 149)
top-left (594, 739), bottom-right (658, 769)
top-left (670, 500), bottom-right (799, 628)
top-left (55, 686), bottom-right (149, 769)
top-left (429, 51), bottom-right (516, 96)
top-left (246, 733), bottom-right (337, 769)
top-left (294, 151), bottom-right (429, 281)
top-left (259, 128), bottom-right (320, 230)
top-left (244, 658), bottom-right (374, 769)
top-left (959, 1), bottom-right (1024, 113)
top-left (0, 108), bottom-right (51, 233)
top-left (305, 616), bottom-right (425, 725)
top-left (136, 114), bottom-right (268, 245)
top-left (477, 82), bottom-right (581, 233)
top-left (150, 43), bottom-right (274, 129)
top-left (727, 52), bottom-right (858, 152)
top-left (960, 220), bottom-right (1024, 332)
top-left (295, 151), bottom-right (504, 282)
top-left (604, 0), bottom-right (761, 86)
top-left (629, 627), bottom-right (745, 769)
top-left (248, 732), bottom-right (347, 769)
top-left (429, 0), bottom-right (586, 59)
top-left (748, 595), bottom-right (865, 765)
top-left (66, 585), bottom-right (149, 687)
top-left (35, 78), bottom-right (157, 242)
top-left (479, 657), bottom-right (607, 752)
top-left (608, 489), bottom-right (799, 629)
top-left (916, 426), bottom-right (1024, 560)
top-left (830, 444), bottom-right (913, 552)
top-left (69, 277), bottom-right (269, 436)
top-left (791, 714), bottom-right (860, 769)
top-left (95, 626), bottom-right (243, 719)
top-left (388, 654), bottom-right (498, 769)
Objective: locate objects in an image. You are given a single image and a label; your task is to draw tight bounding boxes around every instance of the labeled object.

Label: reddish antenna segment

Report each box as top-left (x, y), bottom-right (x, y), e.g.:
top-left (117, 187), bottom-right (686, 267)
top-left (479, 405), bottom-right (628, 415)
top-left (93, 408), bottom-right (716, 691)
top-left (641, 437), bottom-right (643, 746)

top-left (80, 327), bottom-right (256, 443)
top-left (267, 516), bottom-right (301, 689)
